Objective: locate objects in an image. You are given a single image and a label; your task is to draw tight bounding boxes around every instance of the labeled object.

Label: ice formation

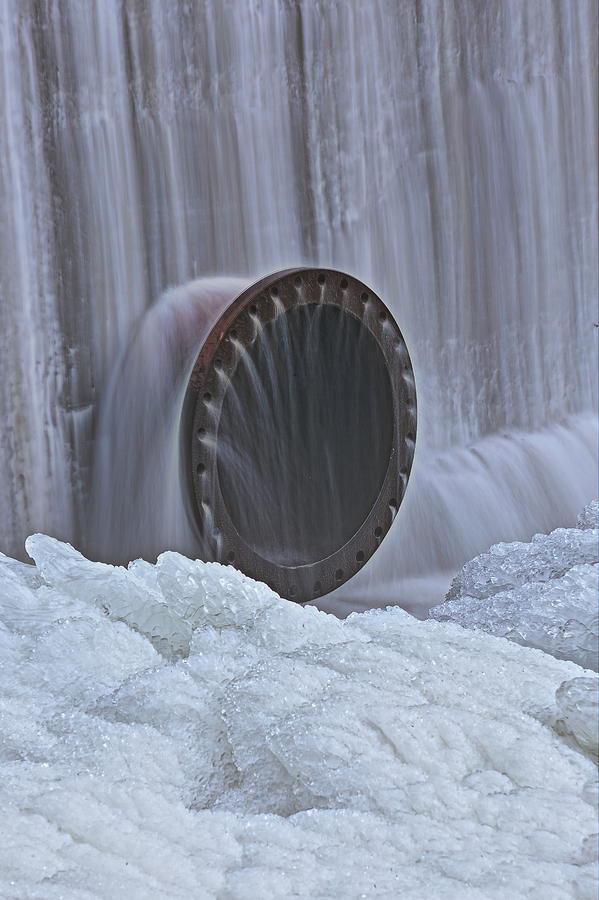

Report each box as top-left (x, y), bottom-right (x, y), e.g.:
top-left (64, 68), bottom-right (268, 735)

top-left (430, 501), bottom-right (599, 670)
top-left (0, 524), bottom-right (597, 899)
top-left (578, 500), bottom-right (599, 531)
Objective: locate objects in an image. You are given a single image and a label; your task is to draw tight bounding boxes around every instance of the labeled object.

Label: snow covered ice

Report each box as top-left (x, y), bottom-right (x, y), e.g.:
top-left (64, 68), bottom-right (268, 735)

top-left (0, 509), bottom-right (597, 898)
top-left (430, 500), bottom-right (598, 670)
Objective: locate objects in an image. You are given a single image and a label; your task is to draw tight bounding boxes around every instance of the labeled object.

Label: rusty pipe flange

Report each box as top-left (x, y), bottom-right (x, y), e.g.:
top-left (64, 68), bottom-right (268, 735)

top-left (182, 267), bottom-right (416, 602)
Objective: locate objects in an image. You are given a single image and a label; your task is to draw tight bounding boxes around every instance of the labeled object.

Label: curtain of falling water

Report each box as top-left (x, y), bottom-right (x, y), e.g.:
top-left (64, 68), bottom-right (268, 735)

top-left (0, 1), bottom-right (597, 595)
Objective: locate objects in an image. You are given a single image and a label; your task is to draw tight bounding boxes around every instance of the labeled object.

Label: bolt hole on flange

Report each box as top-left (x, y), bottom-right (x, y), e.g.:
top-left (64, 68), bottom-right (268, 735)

top-left (184, 267), bottom-right (416, 603)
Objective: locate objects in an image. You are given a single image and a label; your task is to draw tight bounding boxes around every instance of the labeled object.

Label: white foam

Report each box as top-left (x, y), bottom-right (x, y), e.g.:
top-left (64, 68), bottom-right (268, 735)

top-left (0, 526), bottom-right (596, 898)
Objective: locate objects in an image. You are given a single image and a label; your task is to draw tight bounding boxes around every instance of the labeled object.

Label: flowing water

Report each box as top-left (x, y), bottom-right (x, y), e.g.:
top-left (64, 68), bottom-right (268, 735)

top-left (1, 1), bottom-right (597, 612)
top-left (215, 300), bottom-right (395, 567)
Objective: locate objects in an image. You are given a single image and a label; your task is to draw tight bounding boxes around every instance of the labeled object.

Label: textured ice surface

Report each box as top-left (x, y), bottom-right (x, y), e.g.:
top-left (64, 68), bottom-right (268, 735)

top-left (430, 502), bottom-right (598, 670)
top-left (578, 501), bottom-right (599, 531)
top-left (0, 534), bottom-right (596, 899)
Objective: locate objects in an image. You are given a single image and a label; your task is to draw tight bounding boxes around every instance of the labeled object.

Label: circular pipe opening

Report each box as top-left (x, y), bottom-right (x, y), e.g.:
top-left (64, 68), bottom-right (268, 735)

top-left (217, 304), bottom-right (394, 565)
top-left (183, 267), bottom-right (416, 602)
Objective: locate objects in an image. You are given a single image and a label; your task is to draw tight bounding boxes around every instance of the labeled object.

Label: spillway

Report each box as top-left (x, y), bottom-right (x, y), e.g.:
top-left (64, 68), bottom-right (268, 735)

top-left (0, 1), bottom-right (597, 610)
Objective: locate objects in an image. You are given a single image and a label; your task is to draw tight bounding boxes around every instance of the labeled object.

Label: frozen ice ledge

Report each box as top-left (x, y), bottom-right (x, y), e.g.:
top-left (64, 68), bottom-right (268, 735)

top-left (430, 499), bottom-right (599, 671)
top-left (0, 501), bottom-right (597, 898)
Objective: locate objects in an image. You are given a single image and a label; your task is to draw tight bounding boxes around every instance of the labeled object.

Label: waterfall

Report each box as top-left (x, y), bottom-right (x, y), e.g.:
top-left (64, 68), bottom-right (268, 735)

top-left (1, 1), bottom-right (597, 607)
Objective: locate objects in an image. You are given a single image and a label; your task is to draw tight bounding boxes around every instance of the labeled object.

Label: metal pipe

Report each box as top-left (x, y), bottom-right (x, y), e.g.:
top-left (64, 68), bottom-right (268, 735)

top-left (182, 267), bottom-right (416, 602)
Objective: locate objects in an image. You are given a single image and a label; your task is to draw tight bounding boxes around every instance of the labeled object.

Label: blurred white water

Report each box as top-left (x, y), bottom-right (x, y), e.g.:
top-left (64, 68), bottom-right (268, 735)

top-left (325, 411), bottom-right (598, 615)
top-left (88, 278), bottom-right (246, 566)
top-left (0, 1), bottom-right (597, 604)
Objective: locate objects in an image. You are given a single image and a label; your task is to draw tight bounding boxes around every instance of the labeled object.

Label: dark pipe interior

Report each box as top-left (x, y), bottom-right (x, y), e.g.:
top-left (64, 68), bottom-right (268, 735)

top-left (217, 303), bottom-right (394, 566)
